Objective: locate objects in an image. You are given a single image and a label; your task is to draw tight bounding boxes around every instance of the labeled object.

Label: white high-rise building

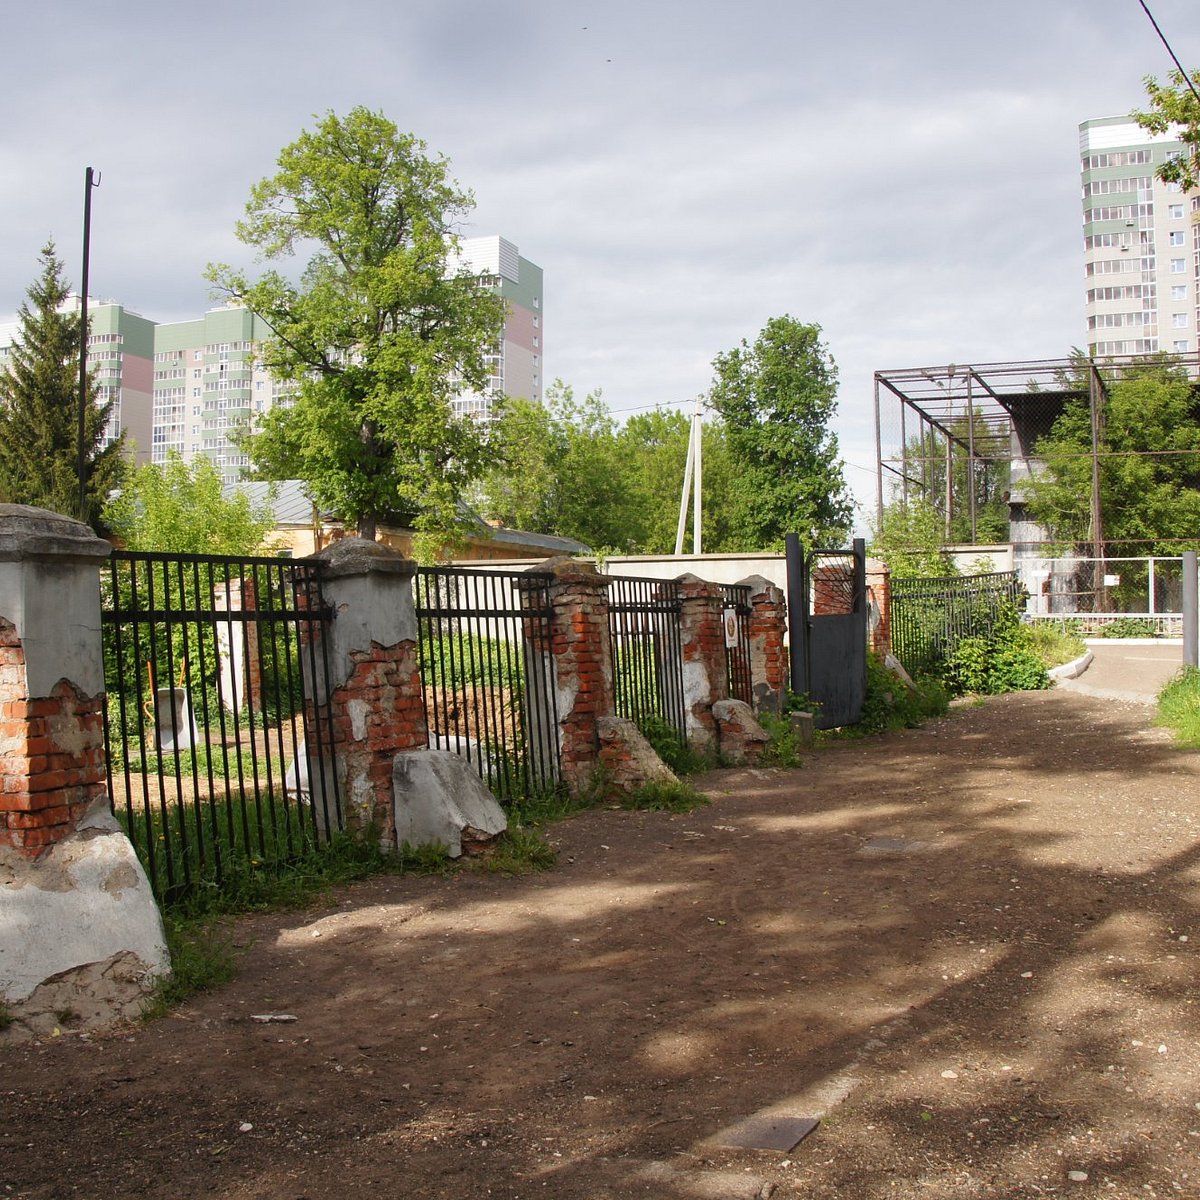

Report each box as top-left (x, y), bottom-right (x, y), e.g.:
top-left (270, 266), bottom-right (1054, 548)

top-left (1080, 116), bottom-right (1196, 357)
top-left (450, 236), bottom-right (543, 419)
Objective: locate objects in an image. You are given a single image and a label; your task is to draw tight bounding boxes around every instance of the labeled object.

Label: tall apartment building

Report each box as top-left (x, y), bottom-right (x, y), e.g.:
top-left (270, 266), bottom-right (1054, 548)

top-left (152, 307), bottom-right (282, 485)
top-left (0, 299), bottom-right (156, 467)
top-left (450, 235), bottom-right (543, 419)
top-left (1080, 116), bottom-right (1195, 356)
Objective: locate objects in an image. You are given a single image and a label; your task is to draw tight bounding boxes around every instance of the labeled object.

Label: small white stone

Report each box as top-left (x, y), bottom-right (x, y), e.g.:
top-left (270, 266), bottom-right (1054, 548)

top-left (239, 1122), bottom-right (253, 1133)
top-left (1068, 1170), bottom-right (1088, 1182)
top-left (1159, 1044), bottom-right (1168, 1054)
top-left (941, 1070), bottom-right (959, 1079)
top-left (1180, 935), bottom-right (1189, 942)
top-left (1020, 971), bottom-right (1034, 979)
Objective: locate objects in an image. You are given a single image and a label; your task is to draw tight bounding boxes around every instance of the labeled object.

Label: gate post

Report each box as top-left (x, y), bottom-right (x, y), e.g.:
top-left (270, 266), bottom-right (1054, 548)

top-left (784, 533), bottom-right (809, 697)
top-left (676, 573), bottom-right (729, 752)
top-left (0, 505), bottom-right (168, 1040)
top-left (1184, 550), bottom-right (1198, 668)
top-left (305, 538), bottom-right (428, 845)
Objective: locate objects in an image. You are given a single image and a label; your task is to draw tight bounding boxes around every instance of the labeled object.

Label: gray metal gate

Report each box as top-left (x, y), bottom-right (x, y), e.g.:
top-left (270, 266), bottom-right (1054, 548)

top-left (785, 535), bottom-right (867, 729)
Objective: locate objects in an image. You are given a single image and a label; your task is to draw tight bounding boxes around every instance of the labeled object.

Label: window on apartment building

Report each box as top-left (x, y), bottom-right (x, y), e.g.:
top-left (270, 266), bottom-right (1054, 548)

top-left (1173, 285), bottom-right (1188, 300)
top-left (1170, 204), bottom-right (1185, 220)
top-left (1174, 340), bottom-right (1189, 352)
top-left (1170, 231), bottom-right (1186, 246)
top-left (1173, 313), bottom-right (1188, 328)
top-left (1171, 258), bottom-right (1186, 273)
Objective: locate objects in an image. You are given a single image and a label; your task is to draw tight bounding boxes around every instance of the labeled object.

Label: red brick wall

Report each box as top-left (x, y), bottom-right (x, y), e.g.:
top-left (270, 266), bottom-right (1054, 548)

top-left (0, 618), bottom-right (106, 857)
top-left (678, 577), bottom-right (728, 746)
top-left (747, 583), bottom-right (788, 712)
top-left (866, 563), bottom-right (891, 656)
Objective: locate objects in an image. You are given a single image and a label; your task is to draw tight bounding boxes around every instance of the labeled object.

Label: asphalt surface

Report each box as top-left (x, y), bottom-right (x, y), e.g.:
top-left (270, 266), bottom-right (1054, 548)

top-left (1058, 639), bottom-right (1186, 703)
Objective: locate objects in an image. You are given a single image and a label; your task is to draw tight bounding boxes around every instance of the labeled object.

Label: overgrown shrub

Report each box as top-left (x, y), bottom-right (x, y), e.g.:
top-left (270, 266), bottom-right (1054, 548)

top-left (637, 714), bottom-right (709, 775)
top-left (942, 605), bottom-right (1050, 696)
top-left (1101, 617), bottom-right (1160, 639)
top-left (857, 653), bottom-right (950, 733)
top-left (1023, 620), bottom-right (1087, 668)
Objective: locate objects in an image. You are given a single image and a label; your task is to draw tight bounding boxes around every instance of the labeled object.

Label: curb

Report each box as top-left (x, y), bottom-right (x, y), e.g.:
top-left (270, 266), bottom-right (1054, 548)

top-left (1049, 650), bottom-right (1094, 682)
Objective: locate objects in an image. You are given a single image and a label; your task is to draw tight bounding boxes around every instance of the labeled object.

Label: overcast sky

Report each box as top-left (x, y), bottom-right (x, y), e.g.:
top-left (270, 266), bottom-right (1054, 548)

top-left (2, 0), bottom-right (1196, 529)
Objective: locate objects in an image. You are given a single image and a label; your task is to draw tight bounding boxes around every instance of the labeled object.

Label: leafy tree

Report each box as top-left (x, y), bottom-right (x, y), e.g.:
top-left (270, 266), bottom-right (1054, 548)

top-left (479, 384), bottom-right (638, 553)
top-left (103, 452), bottom-right (277, 554)
top-left (1134, 69), bottom-right (1200, 188)
top-left (707, 316), bottom-right (853, 551)
top-left (209, 107), bottom-right (505, 543)
top-left (870, 495), bottom-right (957, 580)
top-left (0, 242), bottom-right (124, 526)
top-left (1024, 366), bottom-right (1200, 607)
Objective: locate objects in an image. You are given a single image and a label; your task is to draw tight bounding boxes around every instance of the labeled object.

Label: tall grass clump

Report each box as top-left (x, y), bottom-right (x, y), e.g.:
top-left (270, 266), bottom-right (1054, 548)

top-left (1158, 666), bottom-right (1200, 748)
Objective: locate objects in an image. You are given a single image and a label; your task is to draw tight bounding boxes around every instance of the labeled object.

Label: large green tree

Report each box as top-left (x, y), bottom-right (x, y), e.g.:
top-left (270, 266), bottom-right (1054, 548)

top-left (103, 452), bottom-right (276, 554)
top-left (1024, 366), bottom-right (1200, 561)
top-left (0, 242), bottom-right (124, 526)
top-left (707, 316), bottom-right (853, 551)
top-left (1134, 68), bottom-right (1200, 187)
top-left (209, 107), bottom-right (505, 543)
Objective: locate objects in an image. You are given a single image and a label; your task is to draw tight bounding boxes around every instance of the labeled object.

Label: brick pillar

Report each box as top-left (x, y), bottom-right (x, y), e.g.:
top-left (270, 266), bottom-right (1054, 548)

top-left (305, 539), bottom-right (428, 846)
top-left (676, 573), bottom-right (728, 753)
top-left (739, 574), bottom-right (788, 715)
top-left (525, 558), bottom-right (617, 794)
top-left (0, 507), bottom-right (111, 856)
top-left (866, 558), bottom-right (891, 657)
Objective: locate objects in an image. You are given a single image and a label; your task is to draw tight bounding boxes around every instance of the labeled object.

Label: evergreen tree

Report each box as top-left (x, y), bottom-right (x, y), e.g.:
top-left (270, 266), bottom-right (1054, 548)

top-left (0, 242), bottom-right (124, 525)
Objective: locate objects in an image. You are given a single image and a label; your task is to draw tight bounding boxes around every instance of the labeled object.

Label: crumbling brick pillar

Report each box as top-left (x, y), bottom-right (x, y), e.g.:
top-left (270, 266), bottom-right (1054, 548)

top-left (525, 558), bottom-right (617, 793)
top-left (305, 539), bottom-right (428, 846)
top-left (866, 558), bottom-right (891, 656)
top-left (0, 508), bottom-right (112, 855)
top-left (739, 574), bottom-right (788, 715)
top-left (0, 505), bottom-right (168, 1040)
top-left (524, 558), bottom-right (676, 797)
top-left (676, 573), bottom-right (729, 753)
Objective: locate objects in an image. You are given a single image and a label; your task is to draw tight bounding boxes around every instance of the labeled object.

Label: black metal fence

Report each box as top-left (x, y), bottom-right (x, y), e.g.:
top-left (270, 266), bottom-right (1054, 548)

top-left (414, 566), bottom-right (561, 802)
top-left (607, 575), bottom-right (688, 742)
top-left (891, 571), bottom-right (1024, 676)
top-left (719, 583), bottom-right (754, 704)
top-left (102, 551), bottom-right (341, 903)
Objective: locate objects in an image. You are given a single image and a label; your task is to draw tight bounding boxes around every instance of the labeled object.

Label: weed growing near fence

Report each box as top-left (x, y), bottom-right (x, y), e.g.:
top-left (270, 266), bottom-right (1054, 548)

top-left (856, 654), bottom-right (950, 734)
top-left (1157, 666), bottom-right (1200, 747)
top-left (1024, 621), bottom-right (1087, 669)
top-left (1101, 617), bottom-right (1161, 639)
top-left (942, 605), bottom-right (1051, 696)
top-left (621, 779), bottom-right (710, 813)
top-left (637, 715), bottom-right (710, 775)
top-left (756, 711), bottom-right (807, 767)
top-left (483, 826), bottom-right (557, 875)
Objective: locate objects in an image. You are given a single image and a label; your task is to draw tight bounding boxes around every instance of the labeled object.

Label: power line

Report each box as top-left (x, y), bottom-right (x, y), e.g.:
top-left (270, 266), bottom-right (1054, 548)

top-left (1137, 0), bottom-right (1200, 105)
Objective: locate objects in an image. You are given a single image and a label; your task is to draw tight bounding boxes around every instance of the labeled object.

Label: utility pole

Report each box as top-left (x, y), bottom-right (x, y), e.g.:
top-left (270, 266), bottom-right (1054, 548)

top-left (77, 167), bottom-right (100, 522)
top-left (674, 401), bottom-right (704, 555)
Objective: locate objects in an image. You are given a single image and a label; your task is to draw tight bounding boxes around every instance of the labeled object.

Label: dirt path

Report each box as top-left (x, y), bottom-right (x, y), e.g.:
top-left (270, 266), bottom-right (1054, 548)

top-left (5, 686), bottom-right (1200, 1200)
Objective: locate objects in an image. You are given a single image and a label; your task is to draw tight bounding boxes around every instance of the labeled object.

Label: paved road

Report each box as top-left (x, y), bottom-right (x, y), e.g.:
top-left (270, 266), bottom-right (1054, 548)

top-left (1058, 638), bottom-right (1185, 702)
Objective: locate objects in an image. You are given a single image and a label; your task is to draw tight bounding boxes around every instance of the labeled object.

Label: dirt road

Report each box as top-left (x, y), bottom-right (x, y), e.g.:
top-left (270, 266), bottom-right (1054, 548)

top-left (4, 684), bottom-right (1200, 1199)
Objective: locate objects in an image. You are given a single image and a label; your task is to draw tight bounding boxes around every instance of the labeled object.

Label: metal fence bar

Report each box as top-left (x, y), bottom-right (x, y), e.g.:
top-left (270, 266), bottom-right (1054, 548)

top-left (414, 566), bottom-right (561, 802)
top-left (719, 583), bottom-right (754, 704)
top-left (891, 571), bottom-right (1023, 677)
top-left (607, 576), bottom-right (688, 743)
top-left (102, 549), bottom-right (339, 903)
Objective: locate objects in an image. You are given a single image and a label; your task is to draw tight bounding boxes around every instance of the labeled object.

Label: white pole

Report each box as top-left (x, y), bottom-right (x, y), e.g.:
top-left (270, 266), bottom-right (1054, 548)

top-left (692, 403), bottom-right (703, 556)
top-left (675, 415), bottom-right (696, 556)
top-left (1148, 557), bottom-right (1156, 615)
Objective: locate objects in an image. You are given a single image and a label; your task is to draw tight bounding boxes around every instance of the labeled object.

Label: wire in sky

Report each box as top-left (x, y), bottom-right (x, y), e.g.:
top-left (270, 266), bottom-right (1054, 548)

top-left (1137, 0), bottom-right (1200, 105)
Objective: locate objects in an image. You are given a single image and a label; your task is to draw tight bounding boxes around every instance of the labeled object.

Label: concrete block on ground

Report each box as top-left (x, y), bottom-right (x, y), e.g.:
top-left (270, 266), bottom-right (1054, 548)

top-left (392, 749), bottom-right (507, 858)
top-left (596, 715), bottom-right (678, 794)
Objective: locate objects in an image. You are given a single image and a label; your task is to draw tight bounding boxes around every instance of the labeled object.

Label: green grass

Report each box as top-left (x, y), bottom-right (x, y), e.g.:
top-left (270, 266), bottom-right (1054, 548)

top-left (1024, 620), bottom-right (1088, 669)
top-left (620, 779), bottom-right (710, 813)
top-left (1158, 666), bottom-right (1200, 748)
top-left (482, 826), bottom-right (558, 874)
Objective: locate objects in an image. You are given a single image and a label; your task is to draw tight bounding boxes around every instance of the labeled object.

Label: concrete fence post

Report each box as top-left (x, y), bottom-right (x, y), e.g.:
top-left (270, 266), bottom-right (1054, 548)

top-left (1184, 549), bottom-right (1198, 669)
top-left (304, 538), bottom-right (428, 846)
top-left (0, 505), bottom-right (168, 1039)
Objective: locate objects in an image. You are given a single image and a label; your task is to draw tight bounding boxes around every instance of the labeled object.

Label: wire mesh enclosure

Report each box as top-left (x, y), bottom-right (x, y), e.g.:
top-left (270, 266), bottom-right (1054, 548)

top-left (102, 551), bottom-right (341, 903)
top-left (890, 571), bottom-right (1025, 677)
top-left (874, 352), bottom-right (1200, 559)
top-left (719, 583), bottom-right (753, 704)
top-left (606, 576), bottom-right (688, 743)
top-left (413, 567), bottom-right (561, 803)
